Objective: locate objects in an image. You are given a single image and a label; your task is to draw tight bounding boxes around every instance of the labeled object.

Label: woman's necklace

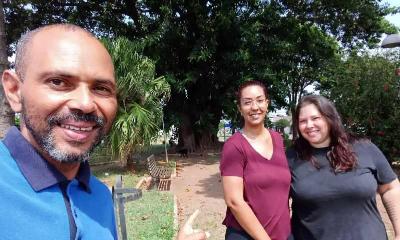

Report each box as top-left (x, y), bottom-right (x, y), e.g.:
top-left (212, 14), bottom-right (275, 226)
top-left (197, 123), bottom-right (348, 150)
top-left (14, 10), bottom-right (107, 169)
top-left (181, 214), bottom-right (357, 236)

top-left (242, 128), bottom-right (269, 143)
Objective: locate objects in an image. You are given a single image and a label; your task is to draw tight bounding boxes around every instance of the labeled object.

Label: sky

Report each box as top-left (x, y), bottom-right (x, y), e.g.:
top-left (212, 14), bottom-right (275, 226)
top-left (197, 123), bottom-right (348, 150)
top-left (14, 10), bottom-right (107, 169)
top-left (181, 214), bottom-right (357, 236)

top-left (384, 0), bottom-right (400, 28)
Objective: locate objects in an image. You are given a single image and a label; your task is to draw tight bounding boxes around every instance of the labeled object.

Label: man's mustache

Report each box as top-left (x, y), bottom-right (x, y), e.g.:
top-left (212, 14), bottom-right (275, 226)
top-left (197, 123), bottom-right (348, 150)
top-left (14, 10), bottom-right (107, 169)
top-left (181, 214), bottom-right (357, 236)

top-left (47, 112), bottom-right (105, 128)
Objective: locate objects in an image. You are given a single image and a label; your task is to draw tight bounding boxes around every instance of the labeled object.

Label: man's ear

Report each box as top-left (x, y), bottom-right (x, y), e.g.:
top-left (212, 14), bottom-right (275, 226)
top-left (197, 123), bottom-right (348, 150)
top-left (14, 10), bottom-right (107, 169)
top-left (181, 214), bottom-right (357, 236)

top-left (2, 70), bottom-right (22, 112)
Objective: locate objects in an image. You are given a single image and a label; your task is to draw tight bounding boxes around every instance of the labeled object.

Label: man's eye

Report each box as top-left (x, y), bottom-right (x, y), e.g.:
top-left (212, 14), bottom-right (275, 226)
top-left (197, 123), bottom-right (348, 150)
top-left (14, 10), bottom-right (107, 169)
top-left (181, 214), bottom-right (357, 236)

top-left (48, 79), bottom-right (68, 89)
top-left (94, 85), bottom-right (113, 95)
top-left (50, 79), bottom-right (64, 86)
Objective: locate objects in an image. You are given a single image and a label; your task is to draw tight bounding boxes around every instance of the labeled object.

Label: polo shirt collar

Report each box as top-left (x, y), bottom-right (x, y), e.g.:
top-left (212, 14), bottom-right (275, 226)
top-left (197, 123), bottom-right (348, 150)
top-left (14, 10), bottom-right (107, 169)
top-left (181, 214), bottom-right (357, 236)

top-left (2, 126), bottom-right (91, 192)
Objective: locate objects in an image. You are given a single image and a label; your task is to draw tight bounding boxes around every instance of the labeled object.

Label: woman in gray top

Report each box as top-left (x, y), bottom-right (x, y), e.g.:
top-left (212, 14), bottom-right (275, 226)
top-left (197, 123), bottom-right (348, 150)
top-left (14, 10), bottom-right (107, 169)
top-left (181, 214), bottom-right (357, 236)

top-left (287, 95), bottom-right (400, 240)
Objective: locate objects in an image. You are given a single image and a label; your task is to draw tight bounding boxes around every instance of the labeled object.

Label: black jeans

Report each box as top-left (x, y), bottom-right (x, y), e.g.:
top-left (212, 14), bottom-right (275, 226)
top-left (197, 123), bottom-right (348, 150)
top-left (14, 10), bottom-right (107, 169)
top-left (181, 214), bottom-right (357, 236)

top-left (225, 227), bottom-right (295, 240)
top-left (225, 227), bottom-right (253, 240)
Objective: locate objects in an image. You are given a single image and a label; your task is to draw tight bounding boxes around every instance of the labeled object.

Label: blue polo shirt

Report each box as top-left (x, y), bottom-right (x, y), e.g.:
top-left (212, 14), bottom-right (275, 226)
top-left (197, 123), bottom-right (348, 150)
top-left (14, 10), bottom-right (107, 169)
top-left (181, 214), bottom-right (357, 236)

top-left (0, 127), bottom-right (117, 240)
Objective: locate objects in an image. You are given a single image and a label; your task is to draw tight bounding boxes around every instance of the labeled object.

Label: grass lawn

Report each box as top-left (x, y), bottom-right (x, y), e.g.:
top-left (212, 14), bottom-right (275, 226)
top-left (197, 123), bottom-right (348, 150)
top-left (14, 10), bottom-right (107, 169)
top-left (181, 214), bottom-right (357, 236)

top-left (125, 191), bottom-right (174, 240)
top-left (93, 165), bottom-right (175, 240)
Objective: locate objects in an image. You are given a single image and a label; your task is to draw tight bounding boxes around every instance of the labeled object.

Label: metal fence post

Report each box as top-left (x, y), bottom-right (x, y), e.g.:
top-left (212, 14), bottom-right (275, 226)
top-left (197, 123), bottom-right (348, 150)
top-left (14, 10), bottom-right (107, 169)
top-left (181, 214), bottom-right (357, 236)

top-left (112, 175), bottom-right (142, 240)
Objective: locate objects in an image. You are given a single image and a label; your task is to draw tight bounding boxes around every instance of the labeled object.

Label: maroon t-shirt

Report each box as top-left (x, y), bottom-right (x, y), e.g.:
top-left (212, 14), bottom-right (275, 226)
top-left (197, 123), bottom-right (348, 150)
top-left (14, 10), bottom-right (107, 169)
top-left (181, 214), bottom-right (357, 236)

top-left (220, 130), bottom-right (291, 240)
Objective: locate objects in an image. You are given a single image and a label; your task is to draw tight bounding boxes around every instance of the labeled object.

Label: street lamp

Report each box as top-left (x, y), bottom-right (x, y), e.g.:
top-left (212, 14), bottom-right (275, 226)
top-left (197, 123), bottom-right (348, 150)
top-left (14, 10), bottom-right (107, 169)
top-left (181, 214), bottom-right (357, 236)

top-left (382, 34), bottom-right (400, 77)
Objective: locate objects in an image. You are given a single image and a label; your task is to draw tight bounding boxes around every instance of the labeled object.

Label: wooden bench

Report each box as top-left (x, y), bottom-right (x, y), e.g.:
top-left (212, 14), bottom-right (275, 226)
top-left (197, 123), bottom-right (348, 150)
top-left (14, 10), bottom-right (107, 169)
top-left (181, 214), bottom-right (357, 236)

top-left (146, 154), bottom-right (172, 191)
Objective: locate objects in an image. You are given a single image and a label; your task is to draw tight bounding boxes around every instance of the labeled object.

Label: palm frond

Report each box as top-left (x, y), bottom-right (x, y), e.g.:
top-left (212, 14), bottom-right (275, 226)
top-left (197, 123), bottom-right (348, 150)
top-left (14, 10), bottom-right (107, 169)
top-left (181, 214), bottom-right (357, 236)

top-left (102, 37), bottom-right (171, 162)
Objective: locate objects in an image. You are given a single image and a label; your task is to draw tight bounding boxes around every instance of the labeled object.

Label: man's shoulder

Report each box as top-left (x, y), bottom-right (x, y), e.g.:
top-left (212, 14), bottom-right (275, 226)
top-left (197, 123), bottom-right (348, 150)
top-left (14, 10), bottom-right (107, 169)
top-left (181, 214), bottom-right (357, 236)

top-left (88, 175), bottom-right (112, 195)
top-left (0, 141), bottom-right (10, 154)
top-left (0, 141), bottom-right (15, 164)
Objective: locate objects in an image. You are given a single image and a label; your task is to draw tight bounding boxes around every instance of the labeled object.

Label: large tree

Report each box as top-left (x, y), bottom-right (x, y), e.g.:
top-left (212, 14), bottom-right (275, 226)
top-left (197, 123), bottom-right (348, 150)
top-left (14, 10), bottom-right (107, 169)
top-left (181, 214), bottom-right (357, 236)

top-left (141, 0), bottom-right (396, 149)
top-left (248, 2), bottom-right (340, 136)
top-left (2, 0), bottom-right (397, 148)
top-left (251, 0), bottom-right (397, 136)
top-left (321, 51), bottom-right (400, 162)
top-left (143, 1), bottom-right (258, 151)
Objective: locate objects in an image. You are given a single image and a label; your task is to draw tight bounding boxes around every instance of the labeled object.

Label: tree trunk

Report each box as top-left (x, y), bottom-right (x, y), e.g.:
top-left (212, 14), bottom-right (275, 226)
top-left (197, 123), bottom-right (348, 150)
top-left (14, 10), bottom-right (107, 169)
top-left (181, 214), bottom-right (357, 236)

top-left (178, 114), bottom-right (196, 153)
top-left (196, 130), bottom-right (220, 154)
top-left (177, 112), bottom-right (221, 155)
top-left (0, 1), bottom-right (13, 138)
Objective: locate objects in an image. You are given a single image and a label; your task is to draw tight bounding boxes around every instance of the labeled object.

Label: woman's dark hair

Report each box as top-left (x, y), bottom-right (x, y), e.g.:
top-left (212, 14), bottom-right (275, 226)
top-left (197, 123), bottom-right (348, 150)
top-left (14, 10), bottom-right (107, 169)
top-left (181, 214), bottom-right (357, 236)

top-left (236, 80), bottom-right (268, 104)
top-left (293, 95), bottom-right (357, 172)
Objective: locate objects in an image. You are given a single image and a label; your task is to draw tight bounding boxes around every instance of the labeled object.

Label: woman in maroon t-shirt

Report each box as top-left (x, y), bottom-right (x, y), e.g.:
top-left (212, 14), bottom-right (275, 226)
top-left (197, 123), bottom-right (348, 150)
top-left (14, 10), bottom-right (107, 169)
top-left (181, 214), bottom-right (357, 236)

top-left (220, 80), bottom-right (291, 240)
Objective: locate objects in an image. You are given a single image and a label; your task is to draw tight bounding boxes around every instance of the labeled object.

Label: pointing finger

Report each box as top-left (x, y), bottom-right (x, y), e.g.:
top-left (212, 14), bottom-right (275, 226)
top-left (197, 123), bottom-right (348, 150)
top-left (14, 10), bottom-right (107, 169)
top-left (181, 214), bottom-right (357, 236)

top-left (185, 209), bottom-right (200, 227)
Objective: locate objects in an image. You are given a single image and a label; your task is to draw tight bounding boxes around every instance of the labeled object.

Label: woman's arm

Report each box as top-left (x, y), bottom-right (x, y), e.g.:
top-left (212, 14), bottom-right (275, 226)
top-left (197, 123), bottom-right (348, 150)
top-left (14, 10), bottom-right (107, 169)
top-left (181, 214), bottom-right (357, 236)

top-left (378, 178), bottom-right (400, 240)
top-left (222, 176), bottom-right (271, 240)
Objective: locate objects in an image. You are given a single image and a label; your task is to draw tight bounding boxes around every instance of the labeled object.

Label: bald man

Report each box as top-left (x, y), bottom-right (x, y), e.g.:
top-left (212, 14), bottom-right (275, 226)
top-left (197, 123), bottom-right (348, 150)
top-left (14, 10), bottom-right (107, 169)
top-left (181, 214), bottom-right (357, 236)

top-left (1, 24), bottom-right (208, 240)
top-left (1, 24), bottom-right (117, 240)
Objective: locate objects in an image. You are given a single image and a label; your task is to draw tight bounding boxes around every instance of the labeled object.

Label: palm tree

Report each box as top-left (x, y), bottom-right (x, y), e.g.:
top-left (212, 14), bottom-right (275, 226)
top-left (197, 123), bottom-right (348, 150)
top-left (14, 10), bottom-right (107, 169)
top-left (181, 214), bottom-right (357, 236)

top-left (103, 37), bottom-right (170, 166)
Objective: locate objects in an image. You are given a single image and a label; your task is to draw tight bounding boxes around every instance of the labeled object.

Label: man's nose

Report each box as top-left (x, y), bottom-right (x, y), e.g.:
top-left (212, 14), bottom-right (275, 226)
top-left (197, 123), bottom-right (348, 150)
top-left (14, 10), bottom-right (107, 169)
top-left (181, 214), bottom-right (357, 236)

top-left (67, 87), bottom-right (96, 113)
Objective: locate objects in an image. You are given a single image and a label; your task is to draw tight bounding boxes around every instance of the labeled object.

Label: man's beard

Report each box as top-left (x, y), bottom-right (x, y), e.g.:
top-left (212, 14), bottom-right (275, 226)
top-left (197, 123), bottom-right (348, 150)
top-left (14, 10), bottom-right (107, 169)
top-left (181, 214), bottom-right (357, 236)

top-left (22, 104), bottom-right (106, 163)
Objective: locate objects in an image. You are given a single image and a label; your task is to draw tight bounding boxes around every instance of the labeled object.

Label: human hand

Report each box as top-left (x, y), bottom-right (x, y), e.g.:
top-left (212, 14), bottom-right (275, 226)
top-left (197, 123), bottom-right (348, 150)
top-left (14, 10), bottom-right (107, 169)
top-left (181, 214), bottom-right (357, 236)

top-left (176, 209), bottom-right (210, 240)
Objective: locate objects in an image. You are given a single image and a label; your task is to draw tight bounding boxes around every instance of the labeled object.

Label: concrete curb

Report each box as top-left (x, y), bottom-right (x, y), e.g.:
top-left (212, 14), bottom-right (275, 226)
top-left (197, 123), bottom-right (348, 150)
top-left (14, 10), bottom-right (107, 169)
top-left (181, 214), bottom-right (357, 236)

top-left (172, 194), bottom-right (178, 240)
top-left (171, 161), bottom-right (177, 178)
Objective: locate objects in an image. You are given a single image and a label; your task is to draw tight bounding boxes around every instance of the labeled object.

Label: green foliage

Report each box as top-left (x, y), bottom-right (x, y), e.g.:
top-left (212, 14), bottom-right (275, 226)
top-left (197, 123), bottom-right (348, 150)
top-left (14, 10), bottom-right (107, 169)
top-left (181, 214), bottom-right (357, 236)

top-left (102, 37), bottom-right (170, 163)
top-left (3, 0), bottom-right (398, 149)
top-left (14, 114), bottom-right (20, 128)
top-left (274, 118), bottom-right (290, 129)
top-left (283, 133), bottom-right (293, 150)
top-left (146, 1), bottom-right (251, 145)
top-left (321, 51), bottom-right (400, 161)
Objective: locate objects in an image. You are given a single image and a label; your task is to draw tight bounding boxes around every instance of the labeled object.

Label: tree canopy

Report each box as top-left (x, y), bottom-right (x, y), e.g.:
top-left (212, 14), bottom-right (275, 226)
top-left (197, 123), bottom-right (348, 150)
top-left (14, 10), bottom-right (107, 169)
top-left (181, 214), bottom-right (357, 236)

top-left (1, 0), bottom-right (398, 151)
top-left (321, 51), bottom-right (400, 161)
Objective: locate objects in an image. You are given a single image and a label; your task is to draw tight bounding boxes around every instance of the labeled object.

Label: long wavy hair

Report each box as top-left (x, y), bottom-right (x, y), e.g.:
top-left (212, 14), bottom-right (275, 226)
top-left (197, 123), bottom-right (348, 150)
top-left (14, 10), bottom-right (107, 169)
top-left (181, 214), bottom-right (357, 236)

top-left (293, 95), bottom-right (357, 172)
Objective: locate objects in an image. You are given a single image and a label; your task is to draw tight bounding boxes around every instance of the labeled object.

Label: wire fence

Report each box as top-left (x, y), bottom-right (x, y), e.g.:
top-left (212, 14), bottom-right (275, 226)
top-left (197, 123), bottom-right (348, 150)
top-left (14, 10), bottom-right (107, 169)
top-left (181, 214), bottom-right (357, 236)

top-left (90, 144), bottom-right (168, 166)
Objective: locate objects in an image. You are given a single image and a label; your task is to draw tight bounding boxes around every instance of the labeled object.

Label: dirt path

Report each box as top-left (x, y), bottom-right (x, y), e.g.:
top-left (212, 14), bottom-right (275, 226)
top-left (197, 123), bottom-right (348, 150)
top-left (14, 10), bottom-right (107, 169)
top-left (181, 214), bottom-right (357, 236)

top-left (171, 154), bottom-right (226, 240)
top-left (171, 154), bottom-right (396, 240)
